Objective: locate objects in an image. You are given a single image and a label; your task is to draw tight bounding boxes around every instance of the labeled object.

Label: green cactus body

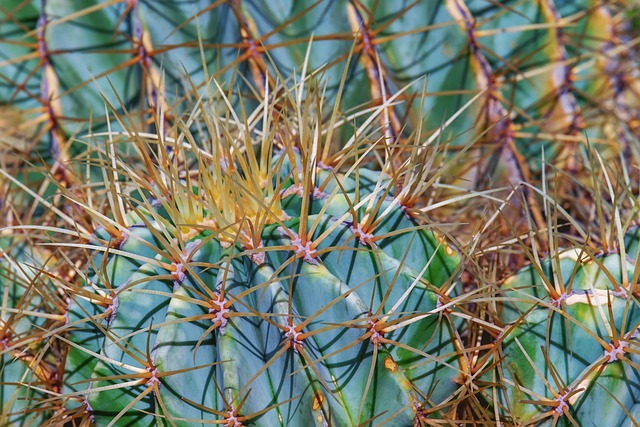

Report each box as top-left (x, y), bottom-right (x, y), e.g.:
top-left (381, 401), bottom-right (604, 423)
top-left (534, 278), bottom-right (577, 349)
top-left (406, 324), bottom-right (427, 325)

top-left (63, 152), bottom-right (463, 426)
top-left (2, 2), bottom-right (638, 424)
top-left (0, 238), bottom-right (60, 426)
top-left (493, 229), bottom-right (640, 426)
top-left (1, 0), bottom-right (637, 177)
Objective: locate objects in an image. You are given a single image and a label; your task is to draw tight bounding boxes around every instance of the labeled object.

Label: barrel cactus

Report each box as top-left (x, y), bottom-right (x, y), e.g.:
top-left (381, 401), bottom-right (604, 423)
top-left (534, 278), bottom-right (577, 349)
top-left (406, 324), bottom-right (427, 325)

top-left (1, 1), bottom-right (639, 425)
top-left (0, 235), bottom-right (66, 425)
top-left (47, 73), bottom-right (473, 426)
top-left (1, 0), bottom-right (638, 180)
top-left (489, 227), bottom-right (640, 425)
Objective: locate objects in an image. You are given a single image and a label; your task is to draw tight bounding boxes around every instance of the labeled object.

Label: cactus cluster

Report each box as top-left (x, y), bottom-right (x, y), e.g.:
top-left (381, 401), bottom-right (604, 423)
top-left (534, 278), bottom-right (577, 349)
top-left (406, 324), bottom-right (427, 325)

top-left (0, 1), bottom-right (639, 426)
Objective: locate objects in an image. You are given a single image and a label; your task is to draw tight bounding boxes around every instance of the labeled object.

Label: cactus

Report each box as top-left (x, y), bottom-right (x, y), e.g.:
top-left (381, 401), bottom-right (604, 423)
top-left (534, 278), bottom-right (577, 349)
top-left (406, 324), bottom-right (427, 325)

top-left (1, 1), bottom-right (639, 425)
top-left (0, 235), bottom-right (66, 426)
top-left (1, 0), bottom-right (638, 182)
top-left (36, 73), bottom-right (476, 426)
top-left (487, 227), bottom-right (640, 425)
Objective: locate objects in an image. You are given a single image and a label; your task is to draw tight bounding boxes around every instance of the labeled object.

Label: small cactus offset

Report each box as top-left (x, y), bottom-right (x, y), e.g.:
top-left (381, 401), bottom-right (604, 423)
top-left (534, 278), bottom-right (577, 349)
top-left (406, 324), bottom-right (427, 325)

top-left (488, 228), bottom-right (640, 426)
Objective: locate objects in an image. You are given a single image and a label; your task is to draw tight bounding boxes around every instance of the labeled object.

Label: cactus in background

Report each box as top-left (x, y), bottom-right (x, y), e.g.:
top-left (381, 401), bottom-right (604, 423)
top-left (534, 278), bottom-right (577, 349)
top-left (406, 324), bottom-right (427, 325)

top-left (485, 227), bottom-right (640, 425)
top-left (1, 0), bottom-right (638, 184)
top-left (0, 235), bottom-right (67, 425)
